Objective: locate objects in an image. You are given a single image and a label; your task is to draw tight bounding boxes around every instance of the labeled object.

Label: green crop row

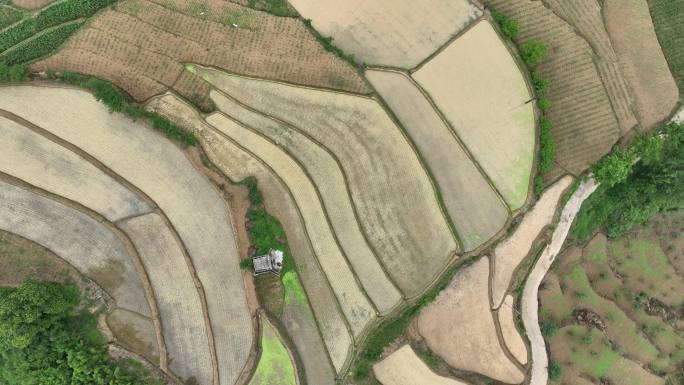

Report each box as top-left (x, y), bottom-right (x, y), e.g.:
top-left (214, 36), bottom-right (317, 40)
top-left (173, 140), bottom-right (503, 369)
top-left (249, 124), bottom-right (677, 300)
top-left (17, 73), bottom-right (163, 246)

top-left (0, 4), bottom-right (23, 30)
top-left (0, 21), bottom-right (81, 65)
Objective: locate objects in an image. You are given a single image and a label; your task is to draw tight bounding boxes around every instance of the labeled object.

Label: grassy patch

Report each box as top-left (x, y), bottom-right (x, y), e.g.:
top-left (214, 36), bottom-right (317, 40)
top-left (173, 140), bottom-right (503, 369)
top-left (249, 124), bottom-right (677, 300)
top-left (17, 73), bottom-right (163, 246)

top-left (249, 318), bottom-right (296, 385)
top-left (243, 0), bottom-right (297, 17)
top-left (303, 19), bottom-right (356, 65)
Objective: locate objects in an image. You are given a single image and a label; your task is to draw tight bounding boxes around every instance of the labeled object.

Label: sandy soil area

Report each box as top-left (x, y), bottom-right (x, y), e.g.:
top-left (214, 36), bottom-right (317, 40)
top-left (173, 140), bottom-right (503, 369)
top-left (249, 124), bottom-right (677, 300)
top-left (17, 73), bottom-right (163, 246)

top-left (522, 179), bottom-right (598, 385)
top-left (287, 0), bottom-right (481, 67)
top-left (417, 257), bottom-right (524, 383)
top-left (491, 176), bottom-right (573, 307)
top-left (366, 69), bottom-right (509, 251)
top-left (373, 345), bottom-right (469, 385)
top-left (0, 114), bottom-right (152, 221)
top-left (210, 89), bottom-right (402, 315)
top-left (413, 20), bottom-right (534, 210)
top-left (604, 0), bottom-right (679, 129)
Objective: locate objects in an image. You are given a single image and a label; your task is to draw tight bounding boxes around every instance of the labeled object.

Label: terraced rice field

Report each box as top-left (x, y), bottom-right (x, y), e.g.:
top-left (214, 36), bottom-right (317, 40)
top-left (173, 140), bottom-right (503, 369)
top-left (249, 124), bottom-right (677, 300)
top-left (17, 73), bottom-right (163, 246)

top-left (248, 315), bottom-right (297, 385)
top-left (413, 20), bottom-right (534, 210)
top-left (119, 213), bottom-right (213, 385)
top-left (0, 179), bottom-right (151, 317)
top-left (192, 71), bottom-right (456, 296)
top-left (498, 294), bottom-right (528, 366)
top-left (32, 0), bottom-right (369, 106)
top-left (365, 68), bottom-right (509, 251)
top-left (145, 93), bottom-right (339, 382)
top-left (207, 87), bottom-right (402, 315)
top-left (604, 0), bottom-right (679, 129)
top-left (484, 0), bottom-right (621, 179)
top-left (648, 0), bottom-right (684, 96)
top-left (543, 0), bottom-right (638, 133)
top-left (373, 345), bottom-right (469, 385)
top-left (285, 0), bottom-right (482, 68)
top-left (417, 257), bottom-right (524, 384)
top-left (0, 114), bottom-right (152, 222)
top-left (0, 86), bottom-right (252, 385)
top-left (491, 176), bottom-right (573, 308)
top-left (106, 308), bottom-right (160, 364)
top-left (207, 112), bottom-right (377, 337)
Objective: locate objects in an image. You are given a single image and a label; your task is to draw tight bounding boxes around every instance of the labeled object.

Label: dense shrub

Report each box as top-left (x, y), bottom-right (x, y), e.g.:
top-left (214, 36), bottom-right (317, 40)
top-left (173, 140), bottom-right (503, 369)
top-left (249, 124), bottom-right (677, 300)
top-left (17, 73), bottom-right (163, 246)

top-left (0, 280), bottom-right (161, 385)
top-left (0, 62), bottom-right (27, 82)
top-left (0, 21), bottom-right (82, 65)
top-left (0, 18), bottom-right (36, 52)
top-left (532, 71), bottom-right (550, 94)
top-left (538, 117), bottom-right (556, 173)
top-left (521, 41), bottom-right (548, 67)
top-left (492, 10), bottom-right (519, 39)
top-left (548, 361), bottom-right (562, 380)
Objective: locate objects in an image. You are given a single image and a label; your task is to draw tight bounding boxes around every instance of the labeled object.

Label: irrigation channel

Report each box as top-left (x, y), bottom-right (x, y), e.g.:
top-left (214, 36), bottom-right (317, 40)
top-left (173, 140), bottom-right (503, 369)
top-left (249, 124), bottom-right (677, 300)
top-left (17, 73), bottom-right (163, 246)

top-left (521, 178), bottom-right (598, 385)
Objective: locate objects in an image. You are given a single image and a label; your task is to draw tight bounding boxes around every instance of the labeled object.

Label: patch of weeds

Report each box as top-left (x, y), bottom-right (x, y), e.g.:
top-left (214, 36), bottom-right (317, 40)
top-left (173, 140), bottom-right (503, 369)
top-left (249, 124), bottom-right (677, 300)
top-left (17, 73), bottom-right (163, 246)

top-left (540, 315), bottom-right (559, 337)
top-left (303, 19), bottom-right (356, 65)
top-left (548, 360), bottom-right (562, 380)
top-left (245, 0), bottom-right (297, 17)
top-left (491, 10), bottom-right (519, 39)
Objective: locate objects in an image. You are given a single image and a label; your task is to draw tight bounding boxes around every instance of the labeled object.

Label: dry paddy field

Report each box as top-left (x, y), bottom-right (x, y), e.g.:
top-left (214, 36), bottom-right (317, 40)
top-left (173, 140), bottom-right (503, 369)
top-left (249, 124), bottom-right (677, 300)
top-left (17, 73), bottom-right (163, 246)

top-left (0, 114), bottom-right (152, 222)
top-left (543, 0), bottom-right (639, 133)
top-left (413, 20), bottom-right (535, 210)
top-left (285, 0), bottom-right (482, 68)
top-left (106, 308), bottom-right (160, 365)
top-left (32, 0), bottom-right (369, 106)
top-left (207, 87), bottom-right (402, 315)
top-left (484, 0), bottom-right (621, 179)
top-left (373, 345), bottom-right (469, 385)
top-left (146, 93), bottom-right (339, 383)
top-left (119, 213), bottom-right (213, 385)
top-left (0, 179), bottom-right (152, 318)
top-left (417, 257), bottom-right (525, 384)
top-left (192, 71), bottom-right (457, 296)
top-left (604, 0), bottom-right (679, 130)
top-left (365, 69), bottom-right (510, 251)
top-left (498, 295), bottom-right (528, 366)
top-left (491, 175), bottom-right (573, 308)
top-left (206, 112), bottom-right (377, 338)
top-left (0, 86), bottom-right (252, 385)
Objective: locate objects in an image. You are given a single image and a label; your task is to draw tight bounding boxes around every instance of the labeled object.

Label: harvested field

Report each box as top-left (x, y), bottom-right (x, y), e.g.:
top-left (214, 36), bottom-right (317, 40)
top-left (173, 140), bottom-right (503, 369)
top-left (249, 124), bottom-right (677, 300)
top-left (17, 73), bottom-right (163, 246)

top-left (647, 0), bottom-right (684, 95)
top-left (208, 88), bottom-right (402, 315)
top-left (484, 0), bottom-right (621, 179)
top-left (193, 72), bottom-right (456, 296)
top-left (413, 20), bottom-right (534, 210)
top-left (417, 257), bottom-right (524, 384)
top-left (543, 0), bottom-right (638, 133)
top-left (207, 112), bottom-right (377, 337)
top-left (10, 0), bottom-right (55, 9)
top-left (498, 295), bottom-right (528, 366)
top-left (119, 213), bottom-right (213, 385)
top-left (0, 86), bottom-right (252, 385)
top-left (0, 179), bottom-right (151, 317)
top-left (365, 69), bottom-right (509, 250)
top-left (286, 0), bottom-right (481, 68)
top-left (248, 315), bottom-right (297, 385)
top-left (0, 115), bottom-right (152, 222)
top-left (145, 93), bottom-right (339, 380)
top-left (373, 345), bottom-right (468, 385)
top-left (107, 308), bottom-right (160, 365)
top-left (32, 0), bottom-right (369, 103)
top-left (491, 175), bottom-right (573, 307)
top-left (604, 0), bottom-right (679, 130)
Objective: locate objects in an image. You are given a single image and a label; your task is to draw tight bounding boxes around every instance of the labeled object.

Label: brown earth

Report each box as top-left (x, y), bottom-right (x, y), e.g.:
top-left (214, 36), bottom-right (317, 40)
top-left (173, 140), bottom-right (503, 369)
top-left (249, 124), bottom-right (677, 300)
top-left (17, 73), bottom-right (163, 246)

top-left (10, 0), bottom-right (55, 9)
top-left (32, 0), bottom-right (370, 104)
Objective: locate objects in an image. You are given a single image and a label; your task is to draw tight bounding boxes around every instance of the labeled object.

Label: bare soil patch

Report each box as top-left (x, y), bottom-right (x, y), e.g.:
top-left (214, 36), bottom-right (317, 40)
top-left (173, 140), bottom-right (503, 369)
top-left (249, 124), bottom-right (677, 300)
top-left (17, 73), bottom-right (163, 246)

top-left (10, 0), bottom-right (55, 9)
top-left (373, 345), bottom-right (469, 385)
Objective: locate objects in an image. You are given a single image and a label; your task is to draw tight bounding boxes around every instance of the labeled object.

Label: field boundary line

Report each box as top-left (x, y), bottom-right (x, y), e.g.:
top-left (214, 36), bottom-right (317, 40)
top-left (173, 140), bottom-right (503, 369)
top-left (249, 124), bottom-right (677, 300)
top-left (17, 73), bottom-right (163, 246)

top-left (203, 117), bottom-right (352, 376)
top-left (0, 99), bottom-right (223, 384)
top-left (0, 170), bottom-right (170, 373)
top-left (207, 86), bottom-right (404, 311)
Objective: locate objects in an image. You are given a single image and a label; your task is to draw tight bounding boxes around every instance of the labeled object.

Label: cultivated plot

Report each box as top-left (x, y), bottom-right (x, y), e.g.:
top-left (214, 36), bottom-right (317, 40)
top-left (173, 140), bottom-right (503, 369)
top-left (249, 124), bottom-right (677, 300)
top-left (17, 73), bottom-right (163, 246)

top-left (0, 179), bottom-right (151, 317)
top-left (286, 0), bottom-right (482, 68)
top-left (417, 257), bottom-right (524, 384)
top-left (119, 213), bottom-right (213, 385)
top-left (107, 308), bottom-right (160, 364)
top-left (194, 71), bottom-right (456, 296)
top-left (373, 345), bottom-right (469, 385)
top-left (248, 315), bottom-right (297, 385)
top-left (413, 20), bottom-right (534, 210)
top-left (366, 69), bottom-right (509, 250)
top-left (210, 89), bottom-right (402, 314)
top-left (207, 112), bottom-right (377, 337)
top-left (0, 86), bottom-right (252, 385)
top-left (0, 115), bottom-right (152, 222)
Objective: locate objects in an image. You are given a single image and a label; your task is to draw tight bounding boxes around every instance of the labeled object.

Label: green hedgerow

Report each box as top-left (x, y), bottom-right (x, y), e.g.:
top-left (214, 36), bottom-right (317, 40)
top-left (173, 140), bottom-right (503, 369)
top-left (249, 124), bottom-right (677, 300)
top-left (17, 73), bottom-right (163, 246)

top-left (521, 41), bottom-right (548, 67)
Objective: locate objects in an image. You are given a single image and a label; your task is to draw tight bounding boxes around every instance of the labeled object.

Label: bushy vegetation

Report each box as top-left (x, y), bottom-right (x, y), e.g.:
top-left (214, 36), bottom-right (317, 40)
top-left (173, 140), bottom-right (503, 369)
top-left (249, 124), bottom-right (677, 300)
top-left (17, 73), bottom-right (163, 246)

top-left (521, 41), bottom-right (548, 68)
top-left (0, 21), bottom-right (82, 65)
top-left (0, 4), bottom-right (24, 30)
top-left (0, 18), bottom-right (36, 52)
top-left (57, 72), bottom-right (198, 146)
top-left (34, 0), bottom-right (115, 30)
top-left (572, 121), bottom-right (684, 240)
top-left (0, 61), bottom-right (27, 82)
top-left (0, 280), bottom-right (161, 385)
top-left (538, 117), bottom-right (556, 173)
top-left (245, 0), bottom-right (297, 17)
top-left (492, 10), bottom-right (519, 39)
top-left (548, 361), bottom-right (562, 380)
top-left (302, 19), bottom-right (356, 65)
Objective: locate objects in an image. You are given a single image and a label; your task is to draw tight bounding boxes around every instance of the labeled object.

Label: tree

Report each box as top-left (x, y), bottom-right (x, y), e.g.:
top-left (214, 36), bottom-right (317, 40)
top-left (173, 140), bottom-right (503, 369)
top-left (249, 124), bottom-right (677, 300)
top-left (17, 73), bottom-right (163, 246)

top-left (521, 41), bottom-right (548, 67)
top-left (592, 149), bottom-right (636, 188)
top-left (492, 11), bottom-right (519, 39)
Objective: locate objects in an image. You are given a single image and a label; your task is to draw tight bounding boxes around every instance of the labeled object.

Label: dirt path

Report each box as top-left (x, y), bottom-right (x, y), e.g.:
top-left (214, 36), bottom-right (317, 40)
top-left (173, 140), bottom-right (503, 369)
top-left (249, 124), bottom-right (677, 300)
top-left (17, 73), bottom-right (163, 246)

top-left (522, 178), bottom-right (597, 385)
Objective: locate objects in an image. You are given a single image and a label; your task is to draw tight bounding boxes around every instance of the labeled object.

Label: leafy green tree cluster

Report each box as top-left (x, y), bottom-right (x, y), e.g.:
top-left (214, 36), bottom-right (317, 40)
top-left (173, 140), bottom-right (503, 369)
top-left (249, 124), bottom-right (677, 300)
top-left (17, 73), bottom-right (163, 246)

top-left (572, 121), bottom-right (684, 240)
top-left (492, 10), bottom-right (520, 39)
top-left (0, 280), bottom-right (161, 385)
top-left (521, 41), bottom-right (548, 68)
